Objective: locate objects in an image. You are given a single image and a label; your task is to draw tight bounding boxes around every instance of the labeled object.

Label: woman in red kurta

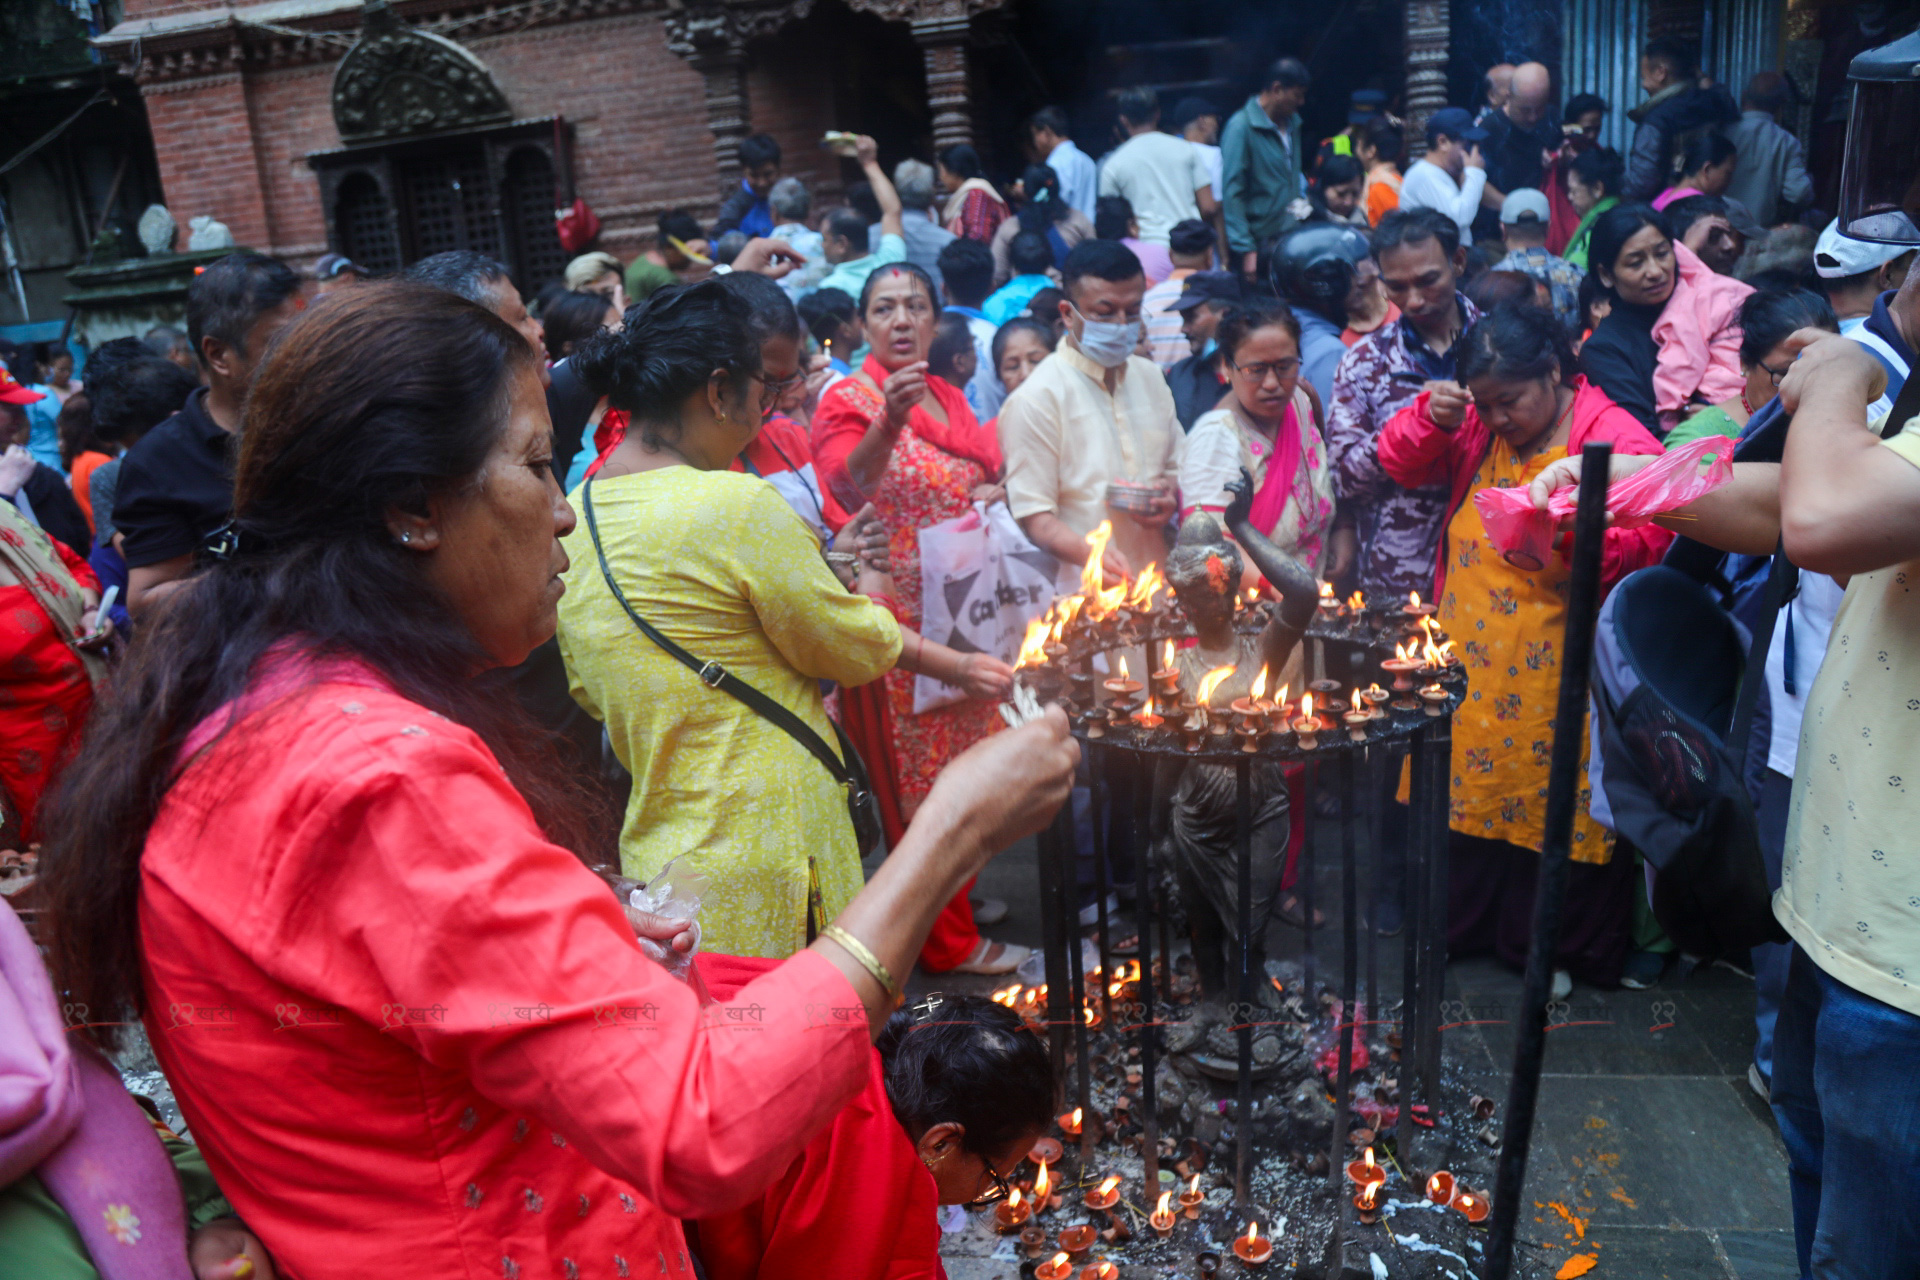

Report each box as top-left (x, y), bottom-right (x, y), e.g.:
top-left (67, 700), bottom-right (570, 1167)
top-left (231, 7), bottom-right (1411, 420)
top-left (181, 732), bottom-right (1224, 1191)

top-left (1376, 304), bottom-right (1669, 988)
top-left (813, 263), bottom-right (1023, 976)
top-left (692, 963), bottom-right (1053, 1280)
top-left (39, 282), bottom-right (1079, 1280)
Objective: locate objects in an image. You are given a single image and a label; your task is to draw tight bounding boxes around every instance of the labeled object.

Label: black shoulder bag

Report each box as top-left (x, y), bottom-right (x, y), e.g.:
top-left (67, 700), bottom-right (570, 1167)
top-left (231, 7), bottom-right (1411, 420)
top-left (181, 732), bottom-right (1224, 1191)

top-left (580, 480), bottom-right (885, 867)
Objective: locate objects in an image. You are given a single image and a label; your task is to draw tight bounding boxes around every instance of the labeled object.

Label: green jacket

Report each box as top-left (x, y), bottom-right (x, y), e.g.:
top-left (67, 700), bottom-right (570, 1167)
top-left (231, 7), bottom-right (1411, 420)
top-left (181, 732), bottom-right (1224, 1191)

top-left (1220, 96), bottom-right (1305, 254)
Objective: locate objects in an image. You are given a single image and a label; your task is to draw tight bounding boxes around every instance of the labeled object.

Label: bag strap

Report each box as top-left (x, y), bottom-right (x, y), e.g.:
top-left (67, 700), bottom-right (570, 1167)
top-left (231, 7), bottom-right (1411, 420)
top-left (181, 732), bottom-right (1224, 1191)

top-left (580, 479), bottom-right (852, 787)
top-left (1728, 539), bottom-right (1796, 775)
top-left (1882, 358), bottom-right (1920, 441)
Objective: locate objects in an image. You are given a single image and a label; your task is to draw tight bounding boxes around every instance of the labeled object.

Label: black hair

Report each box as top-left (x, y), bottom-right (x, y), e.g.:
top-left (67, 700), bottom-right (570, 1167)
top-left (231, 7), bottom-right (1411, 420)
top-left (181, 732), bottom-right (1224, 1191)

top-left (186, 251), bottom-right (303, 364)
top-left (80, 336), bottom-right (157, 410)
top-left (1371, 206), bottom-right (1460, 263)
top-left (1742, 70), bottom-right (1794, 117)
top-left (1661, 194), bottom-right (1729, 241)
top-left (1061, 239), bottom-right (1143, 300)
top-left (1677, 131), bottom-right (1736, 181)
top-left (1094, 195), bottom-right (1135, 241)
top-left (714, 270), bottom-right (803, 346)
top-left (56, 393), bottom-right (102, 472)
top-left (542, 290), bottom-right (616, 362)
top-left (1316, 154), bottom-right (1364, 190)
top-left (876, 997), bottom-right (1053, 1158)
top-left (1115, 87), bottom-right (1159, 127)
top-left (711, 231), bottom-right (748, 267)
top-left (1009, 231), bottom-right (1054, 277)
top-left (1216, 301), bottom-right (1301, 363)
top-left (85, 347), bottom-right (201, 446)
top-left (658, 209), bottom-right (704, 245)
top-left (41, 283), bottom-right (589, 1050)
top-left (531, 279), bottom-right (570, 320)
top-left (1169, 219), bottom-right (1215, 259)
top-left (991, 316), bottom-right (1057, 371)
top-left (1642, 36), bottom-right (1696, 80)
top-left (937, 238), bottom-right (995, 308)
top-left (737, 133), bottom-right (781, 171)
top-left (1737, 288), bottom-right (1837, 367)
top-left (402, 250), bottom-right (513, 310)
top-left (1588, 204), bottom-right (1672, 290)
top-left (929, 313), bottom-right (977, 384)
top-left (141, 325), bottom-right (192, 361)
top-left (844, 181), bottom-right (882, 226)
top-left (859, 260), bottom-right (939, 317)
top-left (1016, 163), bottom-right (1072, 234)
top-left (1024, 287), bottom-right (1065, 324)
top-left (1467, 269), bottom-right (1545, 313)
top-left (825, 206), bottom-right (871, 250)
top-left (1362, 116), bottom-right (1404, 165)
top-left (1171, 96), bottom-right (1217, 131)
top-left (1027, 106), bottom-right (1071, 138)
top-left (1564, 92), bottom-right (1608, 123)
top-left (1457, 302), bottom-right (1575, 384)
top-left (1568, 146), bottom-right (1624, 197)
top-left (1264, 56), bottom-right (1311, 92)
top-left (797, 287), bottom-right (858, 345)
top-left (573, 280), bottom-right (762, 449)
top-left (1576, 268), bottom-right (1609, 332)
top-left (938, 144), bottom-right (985, 182)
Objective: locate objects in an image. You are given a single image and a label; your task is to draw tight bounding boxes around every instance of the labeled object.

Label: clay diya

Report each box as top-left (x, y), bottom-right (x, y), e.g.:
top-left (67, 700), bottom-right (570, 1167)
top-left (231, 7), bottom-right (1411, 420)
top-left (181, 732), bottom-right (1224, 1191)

top-left (1232, 1220), bottom-right (1274, 1268)
top-left (1150, 1191), bottom-right (1176, 1237)
top-left (1083, 1175), bottom-right (1121, 1212)
top-left (994, 1187), bottom-right (1032, 1232)
top-left (1035, 1252), bottom-right (1075, 1280)
top-left (1346, 1146), bottom-right (1387, 1189)
top-left (1058, 1222), bottom-right (1098, 1260)
top-left (1454, 1191), bottom-right (1490, 1224)
top-left (1354, 1179), bottom-right (1384, 1225)
top-left (1178, 1174), bottom-right (1206, 1220)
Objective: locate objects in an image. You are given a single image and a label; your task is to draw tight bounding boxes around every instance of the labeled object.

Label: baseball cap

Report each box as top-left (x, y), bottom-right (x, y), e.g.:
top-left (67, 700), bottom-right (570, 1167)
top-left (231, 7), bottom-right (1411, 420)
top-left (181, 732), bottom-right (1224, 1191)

top-left (1814, 217), bottom-right (1913, 279)
top-left (1172, 270), bottom-right (1243, 311)
top-left (0, 365), bottom-right (46, 407)
top-left (1426, 106), bottom-right (1489, 146)
top-left (1170, 96), bottom-right (1218, 131)
top-left (1499, 188), bottom-right (1551, 225)
top-left (313, 252), bottom-right (364, 281)
top-left (1348, 90), bottom-right (1388, 126)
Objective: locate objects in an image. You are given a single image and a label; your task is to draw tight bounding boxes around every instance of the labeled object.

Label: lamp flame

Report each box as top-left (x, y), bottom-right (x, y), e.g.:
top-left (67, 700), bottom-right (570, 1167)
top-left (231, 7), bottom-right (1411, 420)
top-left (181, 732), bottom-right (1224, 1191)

top-left (1009, 1187), bottom-right (1024, 1210)
top-left (1394, 641), bottom-right (1412, 663)
top-left (1016, 616), bottom-right (1051, 669)
top-left (1156, 1190), bottom-right (1172, 1216)
top-left (1034, 1160), bottom-right (1051, 1201)
top-left (1277, 683), bottom-right (1289, 707)
top-left (1438, 639), bottom-right (1456, 662)
top-left (1098, 1175), bottom-right (1121, 1196)
top-left (1364, 1148), bottom-right (1377, 1175)
top-left (1409, 591), bottom-right (1422, 609)
top-left (1351, 688), bottom-right (1364, 713)
top-left (1189, 1174), bottom-right (1202, 1195)
top-left (1128, 563), bottom-right (1164, 610)
top-left (1141, 695), bottom-right (1155, 718)
top-left (1047, 1254), bottom-right (1068, 1270)
top-left (1251, 665), bottom-right (1269, 700)
top-left (1118, 655), bottom-right (1129, 680)
top-left (1320, 581), bottom-right (1334, 599)
top-left (1420, 615), bottom-right (1439, 641)
top-left (1349, 590), bottom-right (1366, 610)
top-left (1071, 1107), bottom-right (1082, 1129)
top-left (1080, 522), bottom-right (1113, 597)
top-left (1360, 1181), bottom-right (1379, 1210)
top-left (1162, 639), bottom-right (1176, 671)
top-left (1246, 1221), bottom-right (1260, 1244)
top-left (1197, 665), bottom-right (1237, 706)
top-left (1301, 692), bottom-right (1314, 720)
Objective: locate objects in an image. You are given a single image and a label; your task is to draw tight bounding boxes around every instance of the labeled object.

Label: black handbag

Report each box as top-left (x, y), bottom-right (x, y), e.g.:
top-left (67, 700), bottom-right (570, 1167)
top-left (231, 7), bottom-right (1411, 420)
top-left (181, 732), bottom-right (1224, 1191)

top-left (581, 480), bottom-right (885, 864)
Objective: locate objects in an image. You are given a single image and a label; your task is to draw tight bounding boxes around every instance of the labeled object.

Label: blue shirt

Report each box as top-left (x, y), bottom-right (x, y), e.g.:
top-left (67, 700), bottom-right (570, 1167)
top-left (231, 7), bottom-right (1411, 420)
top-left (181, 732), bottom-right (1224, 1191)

top-left (24, 387), bottom-right (64, 474)
top-left (983, 275), bottom-right (1052, 327)
top-left (733, 180), bottom-right (774, 239)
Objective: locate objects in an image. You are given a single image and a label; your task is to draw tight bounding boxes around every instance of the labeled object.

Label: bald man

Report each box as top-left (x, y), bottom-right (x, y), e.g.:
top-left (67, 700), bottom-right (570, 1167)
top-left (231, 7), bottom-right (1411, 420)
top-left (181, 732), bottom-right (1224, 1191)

top-left (1477, 64), bottom-right (1515, 124)
top-left (1474, 61), bottom-right (1560, 239)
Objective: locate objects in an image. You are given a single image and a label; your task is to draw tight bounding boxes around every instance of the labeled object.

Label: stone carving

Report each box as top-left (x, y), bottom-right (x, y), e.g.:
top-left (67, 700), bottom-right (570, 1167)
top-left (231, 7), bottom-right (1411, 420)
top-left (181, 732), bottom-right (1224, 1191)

top-left (137, 204), bottom-right (177, 256)
top-left (331, 0), bottom-right (512, 143)
top-left (186, 215), bottom-right (235, 251)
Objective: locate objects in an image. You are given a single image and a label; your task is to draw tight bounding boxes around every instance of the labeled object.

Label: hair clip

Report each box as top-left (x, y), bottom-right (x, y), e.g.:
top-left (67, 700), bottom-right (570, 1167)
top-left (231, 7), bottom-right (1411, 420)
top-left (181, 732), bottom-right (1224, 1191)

top-left (911, 993), bottom-right (946, 1023)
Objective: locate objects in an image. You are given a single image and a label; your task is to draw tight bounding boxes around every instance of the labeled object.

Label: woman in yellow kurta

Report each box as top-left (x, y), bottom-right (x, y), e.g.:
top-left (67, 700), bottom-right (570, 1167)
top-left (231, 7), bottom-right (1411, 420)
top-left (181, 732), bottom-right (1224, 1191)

top-left (556, 281), bottom-right (909, 957)
top-left (1377, 304), bottom-right (1670, 990)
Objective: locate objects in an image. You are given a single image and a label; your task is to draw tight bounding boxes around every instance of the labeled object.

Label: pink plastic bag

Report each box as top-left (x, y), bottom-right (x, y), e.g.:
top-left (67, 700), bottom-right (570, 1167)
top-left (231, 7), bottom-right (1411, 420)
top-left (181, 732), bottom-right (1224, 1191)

top-left (1472, 434), bottom-right (1736, 569)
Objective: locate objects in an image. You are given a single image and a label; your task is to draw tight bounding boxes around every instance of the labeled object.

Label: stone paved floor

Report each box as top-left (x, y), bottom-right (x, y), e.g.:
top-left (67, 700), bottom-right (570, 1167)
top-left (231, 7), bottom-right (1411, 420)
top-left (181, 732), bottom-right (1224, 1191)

top-left (903, 828), bottom-right (1797, 1280)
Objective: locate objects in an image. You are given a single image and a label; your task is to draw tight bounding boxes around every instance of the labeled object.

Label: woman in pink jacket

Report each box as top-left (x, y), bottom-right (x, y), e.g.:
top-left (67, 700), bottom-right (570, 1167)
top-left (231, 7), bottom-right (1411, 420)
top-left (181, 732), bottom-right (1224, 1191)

top-left (1377, 304), bottom-right (1669, 995)
top-left (1576, 204), bottom-right (1752, 438)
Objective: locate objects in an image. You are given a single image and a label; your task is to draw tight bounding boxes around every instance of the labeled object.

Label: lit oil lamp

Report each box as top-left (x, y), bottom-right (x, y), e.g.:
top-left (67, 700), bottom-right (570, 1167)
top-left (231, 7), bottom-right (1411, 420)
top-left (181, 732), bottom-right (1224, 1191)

top-left (1402, 590), bottom-right (1437, 622)
top-left (1179, 1174), bottom-right (1206, 1219)
top-left (1057, 1222), bottom-right (1098, 1259)
top-left (1425, 1170), bottom-right (1455, 1205)
top-left (1196, 664), bottom-right (1237, 740)
top-left (1150, 1190), bottom-right (1177, 1237)
top-left (1293, 692), bottom-right (1321, 751)
top-left (1317, 581), bottom-right (1339, 616)
top-left (1058, 1109), bottom-right (1083, 1138)
top-left (1078, 1261), bottom-right (1118, 1280)
top-left (995, 1187), bottom-right (1033, 1232)
top-left (1132, 694), bottom-right (1165, 733)
top-left (1265, 683), bottom-right (1293, 734)
top-left (1348, 589), bottom-right (1367, 616)
top-left (1346, 1146), bottom-right (1387, 1188)
top-left (1354, 1178), bottom-right (1383, 1225)
top-left (1083, 1174), bottom-right (1122, 1212)
top-left (1030, 1137), bottom-right (1063, 1167)
top-left (1082, 1002), bottom-right (1102, 1030)
top-left (1420, 682), bottom-right (1449, 716)
top-left (1362, 683), bottom-right (1391, 719)
top-left (1036, 1251), bottom-right (1075, 1280)
top-left (1344, 688), bottom-right (1372, 742)
top-left (1382, 641), bottom-right (1419, 693)
top-left (1151, 639), bottom-right (1181, 700)
top-left (1454, 1191), bottom-right (1490, 1224)
top-left (1033, 1158), bottom-right (1058, 1211)
top-left (1104, 655), bottom-right (1141, 725)
top-left (1179, 708), bottom-right (1207, 754)
top-left (1232, 1219), bottom-right (1275, 1268)
top-left (1231, 664), bottom-right (1274, 725)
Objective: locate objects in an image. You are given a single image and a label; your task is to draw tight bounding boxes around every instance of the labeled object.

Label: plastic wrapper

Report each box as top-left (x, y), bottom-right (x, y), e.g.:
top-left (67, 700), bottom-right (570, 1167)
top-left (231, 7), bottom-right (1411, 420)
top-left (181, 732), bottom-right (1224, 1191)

top-left (1472, 434), bottom-right (1736, 569)
top-left (627, 856), bottom-right (712, 1002)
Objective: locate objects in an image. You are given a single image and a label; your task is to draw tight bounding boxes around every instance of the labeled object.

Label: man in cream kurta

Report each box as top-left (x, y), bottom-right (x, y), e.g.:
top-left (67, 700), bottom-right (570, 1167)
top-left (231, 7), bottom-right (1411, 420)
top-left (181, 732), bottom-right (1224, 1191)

top-left (997, 239), bottom-right (1184, 580)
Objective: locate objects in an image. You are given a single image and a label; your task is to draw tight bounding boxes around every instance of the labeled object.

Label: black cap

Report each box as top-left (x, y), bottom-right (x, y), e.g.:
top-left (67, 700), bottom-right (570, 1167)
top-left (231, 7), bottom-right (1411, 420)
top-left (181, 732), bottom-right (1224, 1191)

top-left (1348, 89), bottom-right (1388, 126)
top-left (1171, 96), bottom-right (1219, 131)
top-left (1425, 106), bottom-right (1489, 145)
top-left (1172, 270), bottom-right (1242, 311)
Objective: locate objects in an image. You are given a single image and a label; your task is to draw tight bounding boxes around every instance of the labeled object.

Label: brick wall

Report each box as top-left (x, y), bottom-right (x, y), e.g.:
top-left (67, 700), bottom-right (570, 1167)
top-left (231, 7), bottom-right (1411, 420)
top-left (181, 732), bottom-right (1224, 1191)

top-left (141, 72), bottom-right (276, 251)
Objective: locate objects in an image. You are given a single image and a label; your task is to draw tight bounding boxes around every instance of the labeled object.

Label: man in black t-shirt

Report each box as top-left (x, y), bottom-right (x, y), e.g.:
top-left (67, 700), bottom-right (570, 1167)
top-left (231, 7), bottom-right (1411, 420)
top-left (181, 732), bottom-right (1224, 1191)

top-left (115, 252), bottom-right (303, 616)
top-left (1473, 62), bottom-right (1563, 242)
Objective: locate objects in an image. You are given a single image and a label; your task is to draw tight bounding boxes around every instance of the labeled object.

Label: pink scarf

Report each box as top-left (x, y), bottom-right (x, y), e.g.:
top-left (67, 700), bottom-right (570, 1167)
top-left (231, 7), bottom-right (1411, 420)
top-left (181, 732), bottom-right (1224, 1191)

top-left (1247, 400), bottom-right (1304, 535)
top-left (0, 900), bottom-right (193, 1280)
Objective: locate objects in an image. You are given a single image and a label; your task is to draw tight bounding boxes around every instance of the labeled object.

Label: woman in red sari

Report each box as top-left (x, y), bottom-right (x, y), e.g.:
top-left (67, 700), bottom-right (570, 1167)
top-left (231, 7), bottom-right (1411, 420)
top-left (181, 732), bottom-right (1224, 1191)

top-left (814, 262), bottom-right (1025, 975)
top-left (38, 282), bottom-right (1078, 1280)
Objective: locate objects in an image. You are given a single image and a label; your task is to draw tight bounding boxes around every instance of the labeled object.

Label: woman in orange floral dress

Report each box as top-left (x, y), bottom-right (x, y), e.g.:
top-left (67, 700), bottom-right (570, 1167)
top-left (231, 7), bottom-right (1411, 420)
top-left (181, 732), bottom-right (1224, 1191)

top-left (813, 262), bottom-right (1026, 975)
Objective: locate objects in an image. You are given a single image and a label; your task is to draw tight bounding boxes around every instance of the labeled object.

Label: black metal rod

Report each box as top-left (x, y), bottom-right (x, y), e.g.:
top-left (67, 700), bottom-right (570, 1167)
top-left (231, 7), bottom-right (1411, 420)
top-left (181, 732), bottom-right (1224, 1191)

top-left (1133, 754), bottom-right (1159, 1198)
top-left (1420, 714), bottom-right (1452, 1125)
top-left (1300, 755), bottom-right (1318, 997)
top-left (1364, 743), bottom-right (1380, 1056)
top-left (1090, 742), bottom-right (1115, 1028)
top-left (1038, 804), bottom-right (1072, 1109)
top-left (1234, 753), bottom-right (1254, 1211)
top-left (1397, 732), bottom-right (1427, 1165)
top-left (1483, 443), bottom-right (1613, 1280)
top-left (1329, 748), bottom-right (1359, 1189)
top-left (1068, 841), bottom-right (1094, 1170)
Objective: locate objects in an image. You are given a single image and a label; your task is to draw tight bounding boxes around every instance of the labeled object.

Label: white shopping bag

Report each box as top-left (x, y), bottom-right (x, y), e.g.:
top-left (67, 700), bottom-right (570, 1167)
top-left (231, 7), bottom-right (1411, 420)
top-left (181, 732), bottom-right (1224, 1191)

top-left (912, 502), bottom-right (1078, 714)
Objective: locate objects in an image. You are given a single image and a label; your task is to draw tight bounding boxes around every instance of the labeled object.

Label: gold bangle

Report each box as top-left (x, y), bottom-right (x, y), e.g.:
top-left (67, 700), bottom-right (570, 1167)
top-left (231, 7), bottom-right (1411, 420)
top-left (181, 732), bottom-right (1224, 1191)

top-left (821, 924), bottom-right (903, 1006)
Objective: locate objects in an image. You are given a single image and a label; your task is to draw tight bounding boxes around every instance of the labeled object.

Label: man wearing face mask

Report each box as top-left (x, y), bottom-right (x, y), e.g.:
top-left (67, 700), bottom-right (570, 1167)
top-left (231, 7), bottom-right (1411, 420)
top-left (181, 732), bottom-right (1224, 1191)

top-left (998, 239), bottom-right (1184, 581)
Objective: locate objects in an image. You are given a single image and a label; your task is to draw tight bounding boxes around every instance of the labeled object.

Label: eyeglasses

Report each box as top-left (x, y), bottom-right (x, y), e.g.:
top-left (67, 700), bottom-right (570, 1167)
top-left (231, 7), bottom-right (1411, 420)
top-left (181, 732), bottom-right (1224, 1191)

top-left (761, 369), bottom-right (807, 399)
top-left (1760, 359), bottom-right (1793, 388)
top-left (1229, 357), bottom-right (1302, 384)
top-left (961, 1165), bottom-right (1014, 1210)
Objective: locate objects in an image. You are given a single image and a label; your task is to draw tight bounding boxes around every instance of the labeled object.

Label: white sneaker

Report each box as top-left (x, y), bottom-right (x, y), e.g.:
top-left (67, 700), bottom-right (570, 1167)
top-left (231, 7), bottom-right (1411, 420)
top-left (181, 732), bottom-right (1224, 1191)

top-left (949, 938), bottom-right (1031, 975)
top-left (1550, 969), bottom-right (1573, 1001)
top-left (1078, 893), bottom-right (1120, 927)
top-left (1748, 1062), bottom-right (1771, 1103)
top-left (971, 896), bottom-right (1009, 926)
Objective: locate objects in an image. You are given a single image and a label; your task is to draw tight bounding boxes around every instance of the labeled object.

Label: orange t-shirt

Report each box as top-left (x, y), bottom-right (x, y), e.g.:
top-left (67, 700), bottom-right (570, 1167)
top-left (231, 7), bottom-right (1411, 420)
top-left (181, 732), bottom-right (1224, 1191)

top-left (69, 449), bottom-right (112, 533)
